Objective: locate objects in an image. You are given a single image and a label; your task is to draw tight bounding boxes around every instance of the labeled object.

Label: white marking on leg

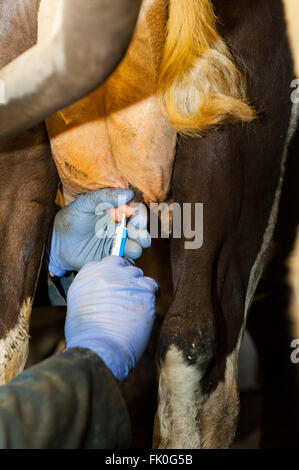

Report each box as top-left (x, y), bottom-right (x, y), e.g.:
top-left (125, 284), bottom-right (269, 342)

top-left (155, 345), bottom-right (201, 449)
top-left (200, 347), bottom-right (239, 449)
top-left (0, 298), bottom-right (32, 384)
top-left (155, 344), bottom-right (241, 449)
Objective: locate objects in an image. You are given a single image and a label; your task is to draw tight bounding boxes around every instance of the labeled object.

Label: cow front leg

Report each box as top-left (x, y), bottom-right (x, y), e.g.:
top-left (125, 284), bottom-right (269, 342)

top-left (0, 201), bottom-right (57, 383)
top-left (0, 125), bottom-right (58, 383)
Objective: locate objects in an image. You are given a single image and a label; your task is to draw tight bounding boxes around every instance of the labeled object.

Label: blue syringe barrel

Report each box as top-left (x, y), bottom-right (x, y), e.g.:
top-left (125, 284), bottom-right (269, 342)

top-left (111, 214), bottom-right (128, 257)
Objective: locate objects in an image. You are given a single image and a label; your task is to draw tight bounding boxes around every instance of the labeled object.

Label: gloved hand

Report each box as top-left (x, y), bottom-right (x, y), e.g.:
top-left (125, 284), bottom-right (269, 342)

top-left (48, 188), bottom-right (151, 277)
top-left (65, 256), bottom-right (158, 381)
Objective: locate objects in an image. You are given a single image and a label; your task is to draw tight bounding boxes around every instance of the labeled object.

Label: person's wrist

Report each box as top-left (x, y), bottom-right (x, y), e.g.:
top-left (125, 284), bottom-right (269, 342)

top-left (66, 335), bottom-right (135, 382)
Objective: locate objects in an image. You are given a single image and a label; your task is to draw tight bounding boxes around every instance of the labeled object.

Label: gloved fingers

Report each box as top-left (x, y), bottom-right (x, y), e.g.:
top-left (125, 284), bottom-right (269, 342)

top-left (126, 203), bottom-right (150, 248)
top-left (94, 201), bottom-right (115, 216)
top-left (99, 255), bottom-right (131, 268)
top-left (127, 203), bottom-right (148, 229)
top-left (97, 256), bottom-right (145, 279)
top-left (128, 274), bottom-right (159, 296)
top-left (134, 275), bottom-right (159, 294)
top-left (95, 212), bottom-right (116, 239)
top-left (72, 257), bottom-right (145, 283)
top-left (124, 239), bottom-right (143, 260)
top-left (127, 227), bottom-right (151, 249)
top-left (74, 188), bottom-right (134, 214)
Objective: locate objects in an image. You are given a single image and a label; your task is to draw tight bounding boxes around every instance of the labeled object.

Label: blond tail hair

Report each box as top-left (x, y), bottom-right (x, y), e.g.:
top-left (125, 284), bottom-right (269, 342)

top-left (158, 0), bottom-right (255, 135)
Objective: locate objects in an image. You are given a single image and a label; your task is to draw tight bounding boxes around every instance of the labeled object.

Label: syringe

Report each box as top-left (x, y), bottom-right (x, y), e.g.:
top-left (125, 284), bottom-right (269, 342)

top-left (111, 214), bottom-right (128, 257)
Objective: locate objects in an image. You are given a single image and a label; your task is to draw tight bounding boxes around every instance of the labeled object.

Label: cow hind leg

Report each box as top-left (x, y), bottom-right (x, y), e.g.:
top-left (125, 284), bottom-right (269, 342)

top-left (153, 343), bottom-right (240, 449)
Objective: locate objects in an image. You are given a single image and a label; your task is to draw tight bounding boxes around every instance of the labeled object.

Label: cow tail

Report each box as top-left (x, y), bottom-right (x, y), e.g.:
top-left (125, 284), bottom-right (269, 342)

top-left (157, 0), bottom-right (255, 135)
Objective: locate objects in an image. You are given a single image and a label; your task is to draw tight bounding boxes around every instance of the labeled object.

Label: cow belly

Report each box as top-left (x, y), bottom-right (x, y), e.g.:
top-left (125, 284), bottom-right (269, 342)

top-left (43, 0), bottom-right (177, 205)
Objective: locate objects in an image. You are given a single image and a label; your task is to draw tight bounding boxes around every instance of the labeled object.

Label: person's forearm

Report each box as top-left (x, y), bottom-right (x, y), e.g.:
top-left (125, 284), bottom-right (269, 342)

top-left (0, 348), bottom-right (131, 449)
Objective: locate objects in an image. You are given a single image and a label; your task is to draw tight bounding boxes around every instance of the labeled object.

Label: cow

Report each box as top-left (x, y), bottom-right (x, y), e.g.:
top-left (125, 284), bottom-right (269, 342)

top-left (0, 0), bottom-right (254, 381)
top-left (0, 0), bottom-right (298, 449)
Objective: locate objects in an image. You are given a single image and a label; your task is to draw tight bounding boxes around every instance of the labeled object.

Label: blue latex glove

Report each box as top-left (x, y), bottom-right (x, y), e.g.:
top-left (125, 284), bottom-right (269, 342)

top-left (65, 256), bottom-right (158, 381)
top-left (48, 189), bottom-right (151, 277)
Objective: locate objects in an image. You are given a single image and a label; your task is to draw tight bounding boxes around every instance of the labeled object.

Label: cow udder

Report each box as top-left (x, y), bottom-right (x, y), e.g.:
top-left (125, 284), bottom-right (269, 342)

top-left (44, 0), bottom-right (177, 206)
